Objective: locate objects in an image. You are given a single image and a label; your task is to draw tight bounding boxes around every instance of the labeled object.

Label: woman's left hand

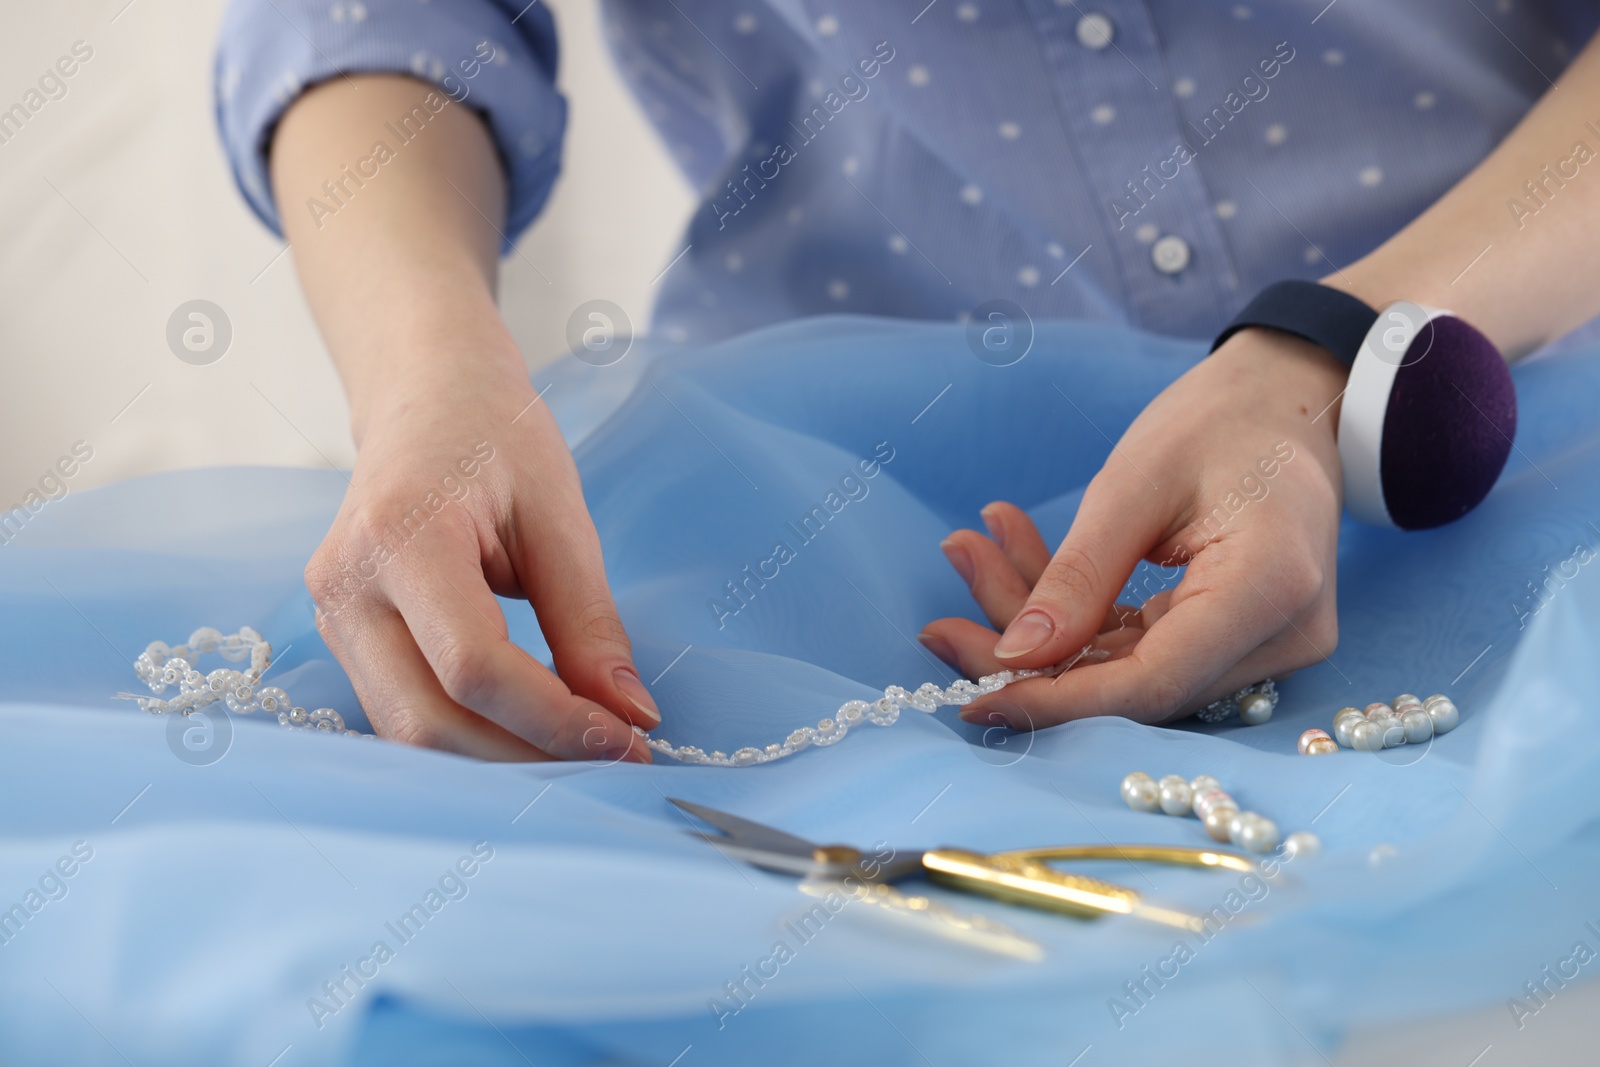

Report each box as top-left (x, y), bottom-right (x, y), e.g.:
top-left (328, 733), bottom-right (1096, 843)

top-left (918, 328), bottom-right (1349, 730)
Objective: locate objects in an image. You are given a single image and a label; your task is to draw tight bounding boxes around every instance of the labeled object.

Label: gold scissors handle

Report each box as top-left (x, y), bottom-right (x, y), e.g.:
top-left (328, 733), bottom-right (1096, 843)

top-left (921, 844), bottom-right (1253, 933)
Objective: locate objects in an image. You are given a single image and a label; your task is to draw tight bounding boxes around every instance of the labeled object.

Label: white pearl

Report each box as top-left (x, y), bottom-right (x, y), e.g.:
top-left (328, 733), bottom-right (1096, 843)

top-left (1227, 810), bottom-right (1251, 843)
top-left (1235, 813), bottom-right (1280, 853)
top-left (1158, 775), bottom-right (1193, 815)
top-left (1350, 720), bottom-right (1383, 752)
top-left (1333, 706), bottom-right (1364, 726)
top-left (1401, 707), bottom-right (1433, 743)
top-left (1193, 788), bottom-right (1232, 821)
top-left (1283, 830), bottom-right (1321, 859)
top-left (1333, 716), bottom-right (1360, 748)
top-left (1393, 693), bottom-right (1421, 709)
top-left (1189, 774), bottom-right (1222, 796)
top-left (1297, 728), bottom-right (1331, 755)
top-left (1427, 699), bottom-right (1459, 734)
top-left (1239, 692), bottom-right (1274, 725)
top-left (1203, 805), bottom-right (1237, 842)
top-left (1121, 773), bottom-right (1160, 812)
top-left (1377, 716), bottom-right (1407, 748)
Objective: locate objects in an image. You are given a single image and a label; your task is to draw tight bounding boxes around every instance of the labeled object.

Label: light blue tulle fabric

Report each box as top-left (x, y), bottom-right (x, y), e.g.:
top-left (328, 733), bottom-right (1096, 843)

top-left (3, 316), bottom-right (1600, 1067)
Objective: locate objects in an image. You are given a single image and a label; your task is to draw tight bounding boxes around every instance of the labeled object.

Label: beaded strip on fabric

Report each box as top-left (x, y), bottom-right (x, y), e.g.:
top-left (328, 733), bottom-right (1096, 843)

top-left (117, 629), bottom-right (1271, 764)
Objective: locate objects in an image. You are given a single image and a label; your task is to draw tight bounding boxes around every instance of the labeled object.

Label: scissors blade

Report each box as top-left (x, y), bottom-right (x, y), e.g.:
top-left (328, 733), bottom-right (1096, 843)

top-left (668, 798), bottom-right (821, 861)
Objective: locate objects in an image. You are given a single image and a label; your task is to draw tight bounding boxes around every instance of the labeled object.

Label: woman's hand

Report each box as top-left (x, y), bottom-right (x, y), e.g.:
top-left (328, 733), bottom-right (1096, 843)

top-left (273, 75), bottom-right (655, 761)
top-left (918, 329), bottom-right (1348, 729)
top-left (306, 357), bottom-right (658, 763)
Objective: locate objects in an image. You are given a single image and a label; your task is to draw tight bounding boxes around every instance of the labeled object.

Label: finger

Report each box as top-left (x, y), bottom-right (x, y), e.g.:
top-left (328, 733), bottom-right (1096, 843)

top-left (316, 604), bottom-right (554, 761)
top-left (507, 484), bottom-right (661, 731)
top-left (973, 536), bottom-right (1330, 726)
top-left (381, 518), bottom-right (652, 762)
top-left (993, 473), bottom-right (1173, 667)
top-left (919, 617), bottom-right (1007, 679)
top-left (941, 529), bottom-right (1033, 630)
top-left (979, 501), bottom-right (1052, 585)
top-left (1101, 602), bottom-right (1146, 634)
top-left (921, 615), bottom-right (1146, 686)
top-left (961, 626), bottom-right (1316, 730)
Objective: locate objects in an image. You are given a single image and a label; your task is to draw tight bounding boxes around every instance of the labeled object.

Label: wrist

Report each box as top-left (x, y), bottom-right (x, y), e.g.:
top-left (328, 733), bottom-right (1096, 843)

top-left (343, 300), bottom-right (532, 446)
top-left (1215, 327), bottom-right (1348, 429)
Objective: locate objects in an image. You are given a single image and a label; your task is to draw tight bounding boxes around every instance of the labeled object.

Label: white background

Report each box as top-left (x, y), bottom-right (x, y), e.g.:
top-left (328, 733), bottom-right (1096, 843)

top-left (0, 0), bottom-right (693, 502)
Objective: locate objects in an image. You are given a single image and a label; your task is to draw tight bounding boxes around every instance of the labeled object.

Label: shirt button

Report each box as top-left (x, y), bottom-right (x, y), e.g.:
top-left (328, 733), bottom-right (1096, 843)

top-left (1151, 235), bottom-right (1191, 274)
top-left (1075, 13), bottom-right (1114, 50)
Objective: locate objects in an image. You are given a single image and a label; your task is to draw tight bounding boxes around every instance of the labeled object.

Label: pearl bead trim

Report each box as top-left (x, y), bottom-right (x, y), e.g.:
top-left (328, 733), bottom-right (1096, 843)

top-left (1192, 679), bottom-right (1278, 724)
top-left (113, 629), bottom-right (1283, 769)
top-left (116, 627), bottom-right (368, 738)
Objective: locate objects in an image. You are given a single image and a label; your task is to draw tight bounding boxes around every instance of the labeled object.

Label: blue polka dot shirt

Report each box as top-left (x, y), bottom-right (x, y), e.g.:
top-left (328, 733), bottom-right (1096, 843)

top-left (215, 0), bottom-right (1598, 342)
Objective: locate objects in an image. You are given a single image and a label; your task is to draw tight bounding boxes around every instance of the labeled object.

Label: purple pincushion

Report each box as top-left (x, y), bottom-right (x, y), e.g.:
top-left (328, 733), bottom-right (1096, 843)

top-left (1379, 315), bottom-right (1516, 530)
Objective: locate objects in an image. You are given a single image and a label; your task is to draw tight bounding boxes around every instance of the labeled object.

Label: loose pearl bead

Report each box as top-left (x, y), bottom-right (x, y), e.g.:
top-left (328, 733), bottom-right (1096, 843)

top-left (1333, 706), bottom-right (1364, 727)
top-left (1189, 774), bottom-right (1222, 796)
top-left (1306, 737), bottom-right (1338, 755)
top-left (1158, 775), bottom-right (1193, 816)
top-left (1333, 716), bottom-right (1360, 748)
top-left (1239, 692), bottom-right (1274, 725)
top-left (1298, 728), bottom-right (1331, 755)
top-left (1193, 788), bottom-right (1232, 821)
top-left (1203, 805), bottom-right (1237, 842)
top-left (1423, 693), bottom-right (1451, 708)
top-left (1370, 716), bottom-right (1404, 747)
top-left (1393, 693), bottom-right (1421, 709)
top-left (1235, 813), bottom-right (1280, 853)
top-left (1427, 698), bottom-right (1459, 734)
top-left (1121, 773), bottom-right (1160, 812)
top-left (1283, 830), bottom-right (1322, 859)
top-left (1363, 702), bottom-right (1394, 720)
top-left (1400, 707), bottom-right (1433, 744)
top-left (1350, 720), bottom-right (1383, 752)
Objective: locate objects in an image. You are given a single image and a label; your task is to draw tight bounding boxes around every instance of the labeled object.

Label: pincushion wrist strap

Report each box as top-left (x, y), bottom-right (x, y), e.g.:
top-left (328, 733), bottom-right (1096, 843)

top-left (1210, 279), bottom-right (1377, 364)
top-left (1211, 279), bottom-right (1516, 531)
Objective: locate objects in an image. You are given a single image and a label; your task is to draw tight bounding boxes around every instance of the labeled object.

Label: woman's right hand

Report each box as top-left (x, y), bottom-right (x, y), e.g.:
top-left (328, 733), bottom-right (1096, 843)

top-left (271, 75), bottom-right (655, 761)
top-left (306, 354), bottom-right (658, 763)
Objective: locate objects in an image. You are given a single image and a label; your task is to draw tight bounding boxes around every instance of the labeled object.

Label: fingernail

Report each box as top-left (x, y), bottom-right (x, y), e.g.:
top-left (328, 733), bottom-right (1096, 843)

top-left (980, 504), bottom-right (1007, 550)
top-left (940, 539), bottom-right (975, 585)
top-left (959, 702), bottom-right (1015, 727)
top-left (994, 609), bottom-right (1054, 659)
top-left (613, 667), bottom-right (661, 726)
top-left (917, 630), bottom-right (955, 663)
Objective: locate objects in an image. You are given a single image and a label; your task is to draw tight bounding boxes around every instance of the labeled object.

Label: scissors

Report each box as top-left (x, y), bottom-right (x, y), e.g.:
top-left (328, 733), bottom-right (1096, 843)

top-left (670, 797), bottom-right (1256, 938)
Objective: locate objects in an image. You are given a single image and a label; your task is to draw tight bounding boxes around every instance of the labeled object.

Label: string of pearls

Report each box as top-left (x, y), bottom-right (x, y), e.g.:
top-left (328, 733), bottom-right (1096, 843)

top-left (116, 627), bottom-right (368, 738)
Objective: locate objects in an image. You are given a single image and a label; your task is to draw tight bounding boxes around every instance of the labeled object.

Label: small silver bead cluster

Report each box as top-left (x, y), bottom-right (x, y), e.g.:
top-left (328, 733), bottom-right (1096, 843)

top-left (642, 665), bottom-right (1066, 767)
top-left (1120, 772), bottom-right (1319, 858)
top-left (118, 627), bottom-right (369, 738)
top-left (1331, 693), bottom-right (1458, 752)
top-left (1192, 680), bottom-right (1278, 725)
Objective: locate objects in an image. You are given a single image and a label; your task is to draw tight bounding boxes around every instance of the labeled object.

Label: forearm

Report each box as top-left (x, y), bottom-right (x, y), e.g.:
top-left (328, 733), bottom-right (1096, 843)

top-left (1331, 33), bottom-right (1600, 358)
top-left (270, 74), bottom-right (525, 443)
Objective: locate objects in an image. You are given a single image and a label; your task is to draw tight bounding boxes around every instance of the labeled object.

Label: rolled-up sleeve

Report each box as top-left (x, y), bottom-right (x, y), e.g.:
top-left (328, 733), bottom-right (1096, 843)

top-left (214, 0), bottom-right (566, 247)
